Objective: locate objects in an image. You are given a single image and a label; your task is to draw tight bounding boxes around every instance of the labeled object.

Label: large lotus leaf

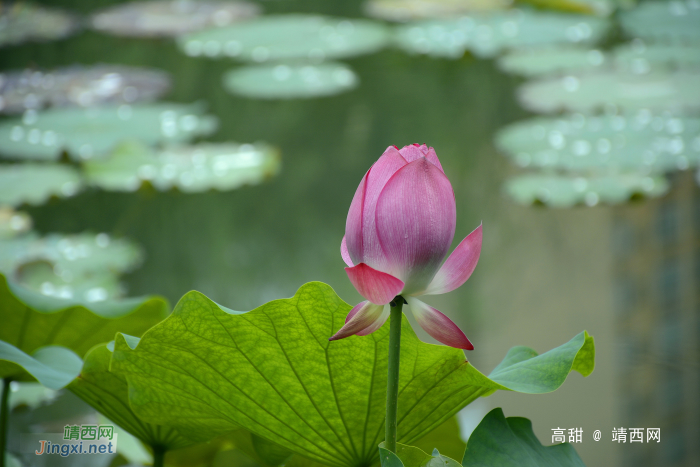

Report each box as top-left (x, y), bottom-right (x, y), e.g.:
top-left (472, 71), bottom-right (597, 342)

top-left (0, 103), bottom-right (218, 161)
top-left (619, 0), bottom-right (700, 43)
top-left (0, 208), bottom-right (31, 240)
top-left (613, 42), bottom-right (700, 74)
top-left (364, 0), bottom-right (511, 22)
top-left (0, 65), bottom-right (171, 115)
top-left (91, 0), bottom-right (260, 38)
top-left (178, 15), bottom-right (390, 61)
top-left (0, 3), bottom-right (79, 48)
top-left (411, 417), bottom-right (465, 461)
top-left (68, 343), bottom-right (191, 450)
top-left (461, 408), bottom-right (585, 466)
top-left (222, 62), bottom-right (358, 99)
top-left (505, 172), bottom-right (669, 207)
top-left (84, 141), bottom-right (280, 192)
top-left (0, 272), bottom-right (167, 358)
top-left (496, 112), bottom-right (700, 173)
top-left (15, 263), bottom-right (125, 303)
top-left (0, 342), bottom-right (81, 390)
top-left (0, 163), bottom-right (83, 207)
top-left (394, 8), bottom-right (610, 59)
top-left (518, 70), bottom-right (700, 113)
top-left (110, 282), bottom-right (594, 467)
top-left (378, 443), bottom-right (461, 467)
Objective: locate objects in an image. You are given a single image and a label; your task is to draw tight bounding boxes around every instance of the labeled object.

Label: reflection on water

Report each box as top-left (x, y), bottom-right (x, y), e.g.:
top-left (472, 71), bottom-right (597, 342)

top-left (1, 0), bottom-right (699, 466)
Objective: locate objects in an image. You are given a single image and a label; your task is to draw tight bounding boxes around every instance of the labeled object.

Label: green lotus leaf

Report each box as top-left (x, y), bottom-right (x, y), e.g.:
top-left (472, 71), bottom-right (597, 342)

top-left (505, 172), bottom-right (669, 207)
top-left (110, 282), bottom-right (594, 467)
top-left (178, 15), bottom-right (390, 62)
top-left (378, 443), bottom-right (461, 467)
top-left (619, 1), bottom-right (700, 43)
top-left (411, 417), bottom-right (465, 461)
top-left (364, 0), bottom-right (511, 22)
top-left (394, 8), bottom-right (610, 59)
top-left (90, 0), bottom-right (260, 38)
top-left (69, 343), bottom-right (191, 450)
top-left (461, 408), bottom-right (585, 466)
top-left (0, 208), bottom-right (32, 240)
top-left (498, 46), bottom-right (606, 77)
top-left (496, 112), bottom-right (700, 173)
top-left (0, 103), bottom-right (218, 162)
top-left (0, 3), bottom-right (79, 48)
top-left (517, 70), bottom-right (700, 113)
top-left (0, 65), bottom-right (171, 115)
top-left (517, 0), bottom-right (624, 16)
top-left (0, 272), bottom-right (167, 358)
top-left (0, 342), bottom-right (81, 390)
top-left (613, 42), bottom-right (700, 74)
top-left (0, 163), bottom-right (83, 207)
top-left (83, 141), bottom-right (280, 193)
top-left (223, 63), bottom-right (358, 100)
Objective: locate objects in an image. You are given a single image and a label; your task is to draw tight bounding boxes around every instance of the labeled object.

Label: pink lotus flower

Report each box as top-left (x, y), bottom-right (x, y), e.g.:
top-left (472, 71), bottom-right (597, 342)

top-left (329, 144), bottom-right (482, 350)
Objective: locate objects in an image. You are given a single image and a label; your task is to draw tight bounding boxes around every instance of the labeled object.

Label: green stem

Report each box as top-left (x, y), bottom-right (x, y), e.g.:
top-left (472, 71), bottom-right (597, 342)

top-left (152, 445), bottom-right (166, 467)
top-left (0, 378), bottom-right (11, 467)
top-left (385, 298), bottom-right (403, 453)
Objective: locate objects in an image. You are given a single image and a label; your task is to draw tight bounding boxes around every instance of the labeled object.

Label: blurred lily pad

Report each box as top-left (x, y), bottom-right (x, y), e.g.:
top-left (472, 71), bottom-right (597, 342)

top-left (365, 0), bottom-right (512, 22)
top-left (518, 70), bottom-right (700, 113)
top-left (505, 172), bottom-right (669, 207)
top-left (223, 62), bottom-right (358, 99)
top-left (496, 111), bottom-right (700, 173)
top-left (91, 0), bottom-right (260, 37)
top-left (0, 232), bottom-right (142, 302)
top-left (0, 208), bottom-right (32, 239)
top-left (0, 103), bottom-right (218, 161)
top-left (0, 65), bottom-right (171, 115)
top-left (0, 3), bottom-right (79, 48)
top-left (498, 46), bottom-right (606, 76)
top-left (394, 8), bottom-right (610, 59)
top-left (8, 382), bottom-right (57, 410)
top-left (84, 141), bottom-right (280, 192)
top-left (619, 0), bottom-right (700, 43)
top-left (178, 14), bottom-right (390, 61)
top-left (0, 163), bottom-right (83, 207)
top-left (0, 271), bottom-right (167, 358)
top-left (498, 42), bottom-right (700, 77)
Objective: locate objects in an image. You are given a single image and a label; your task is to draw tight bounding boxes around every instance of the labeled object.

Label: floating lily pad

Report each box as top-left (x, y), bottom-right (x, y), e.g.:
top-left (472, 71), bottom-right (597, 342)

top-left (518, 70), bottom-right (700, 113)
top-left (505, 172), bottom-right (669, 207)
top-left (394, 8), bottom-right (610, 59)
top-left (223, 62), bottom-right (358, 99)
top-left (613, 41), bottom-right (700, 73)
top-left (84, 141), bottom-right (280, 192)
top-left (0, 271), bottom-right (167, 359)
top-left (0, 65), bottom-right (171, 114)
top-left (365, 0), bottom-right (512, 21)
top-left (499, 42), bottom-right (700, 77)
top-left (91, 0), bottom-right (260, 37)
top-left (0, 3), bottom-right (79, 48)
top-left (0, 232), bottom-right (142, 285)
top-left (0, 164), bottom-right (83, 207)
top-left (496, 112), bottom-right (700, 173)
top-left (0, 231), bottom-right (141, 302)
top-left (498, 46), bottom-right (606, 76)
top-left (619, 0), bottom-right (700, 43)
top-left (0, 103), bottom-right (218, 161)
top-left (178, 14), bottom-right (390, 61)
top-left (0, 208), bottom-right (32, 239)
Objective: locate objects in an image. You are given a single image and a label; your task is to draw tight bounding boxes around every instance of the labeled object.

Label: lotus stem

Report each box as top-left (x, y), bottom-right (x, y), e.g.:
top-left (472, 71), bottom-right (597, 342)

top-left (152, 444), bottom-right (166, 467)
top-left (385, 297), bottom-right (403, 453)
top-left (0, 378), bottom-right (11, 467)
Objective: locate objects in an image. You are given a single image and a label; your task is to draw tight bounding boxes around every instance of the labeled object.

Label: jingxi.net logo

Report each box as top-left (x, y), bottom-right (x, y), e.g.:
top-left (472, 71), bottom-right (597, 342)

top-left (22, 425), bottom-right (117, 458)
